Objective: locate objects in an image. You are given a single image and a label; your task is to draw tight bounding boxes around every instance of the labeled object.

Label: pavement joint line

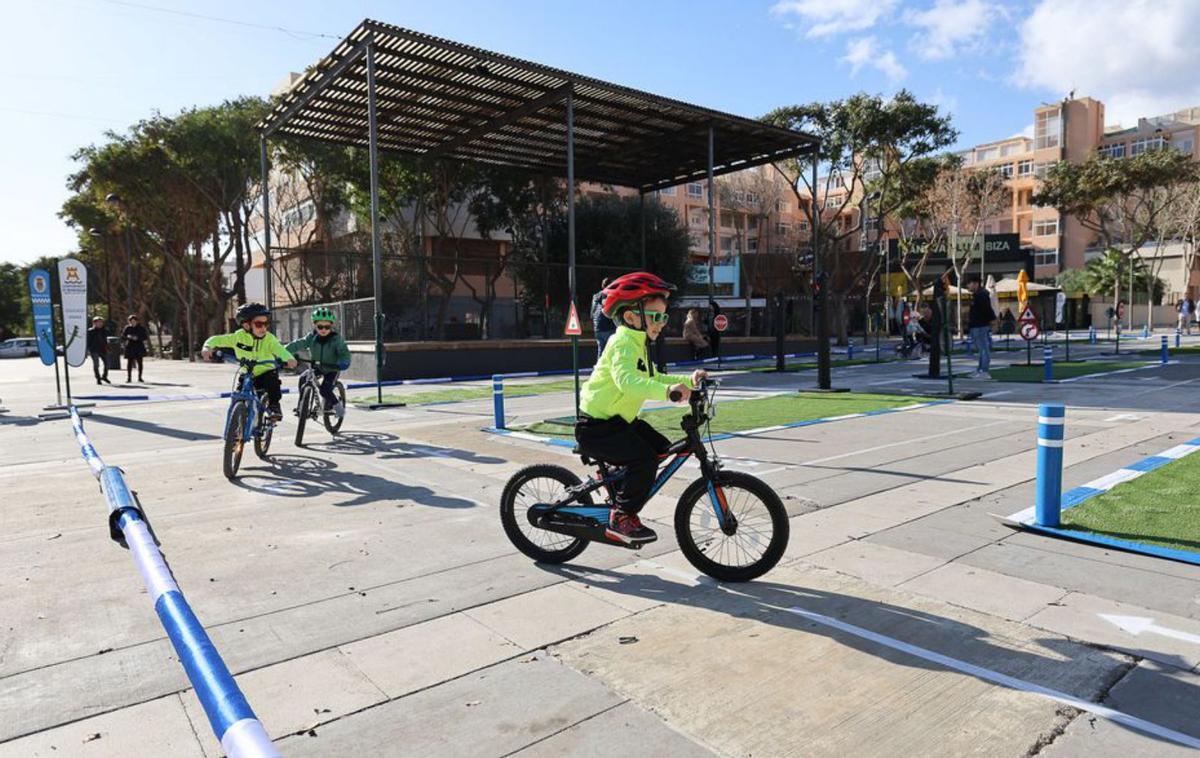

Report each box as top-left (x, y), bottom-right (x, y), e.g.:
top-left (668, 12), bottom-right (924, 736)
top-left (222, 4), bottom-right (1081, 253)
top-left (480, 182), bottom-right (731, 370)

top-left (494, 699), bottom-right (634, 758)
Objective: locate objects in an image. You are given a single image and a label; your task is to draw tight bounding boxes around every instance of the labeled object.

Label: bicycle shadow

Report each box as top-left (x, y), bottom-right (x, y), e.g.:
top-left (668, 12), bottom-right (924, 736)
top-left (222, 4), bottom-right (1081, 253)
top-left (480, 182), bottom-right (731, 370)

top-left (232, 452), bottom-right (478, 509)
top-left (303, 430), bottom-right (505, 465)
top-left (540, 563), bottom-right (1199, 749)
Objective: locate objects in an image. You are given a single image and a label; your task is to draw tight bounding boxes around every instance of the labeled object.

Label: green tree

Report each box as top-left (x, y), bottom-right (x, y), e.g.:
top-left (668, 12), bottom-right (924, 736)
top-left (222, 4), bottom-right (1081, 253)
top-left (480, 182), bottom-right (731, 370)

top-left (0, 263), bottom-right (27, 340)
top-left (764, 91), bottom-right (958, 351)
top-left (1078, 249), bottom-right (1163, 302)
top-left (1034, 148), bottom-right (1197, 308)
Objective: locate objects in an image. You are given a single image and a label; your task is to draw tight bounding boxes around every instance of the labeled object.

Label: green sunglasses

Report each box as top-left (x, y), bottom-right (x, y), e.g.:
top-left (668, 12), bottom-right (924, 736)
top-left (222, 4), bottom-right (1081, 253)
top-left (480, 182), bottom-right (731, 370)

top-left (643, 311), bottom-right (670, 324)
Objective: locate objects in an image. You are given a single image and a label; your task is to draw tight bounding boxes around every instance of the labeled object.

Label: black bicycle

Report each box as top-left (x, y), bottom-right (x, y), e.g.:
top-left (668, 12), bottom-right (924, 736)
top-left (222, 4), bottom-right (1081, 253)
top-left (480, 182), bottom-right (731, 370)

top-left (293, 357), bottom-right (345, 447)
top-left (499, 379), bottom-right (790, 582)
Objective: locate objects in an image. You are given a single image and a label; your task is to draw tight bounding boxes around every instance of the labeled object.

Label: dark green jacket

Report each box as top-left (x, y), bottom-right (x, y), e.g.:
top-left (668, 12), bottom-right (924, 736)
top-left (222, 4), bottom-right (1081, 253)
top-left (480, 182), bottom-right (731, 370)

top-left (285, 330), bottom-right (351, 372)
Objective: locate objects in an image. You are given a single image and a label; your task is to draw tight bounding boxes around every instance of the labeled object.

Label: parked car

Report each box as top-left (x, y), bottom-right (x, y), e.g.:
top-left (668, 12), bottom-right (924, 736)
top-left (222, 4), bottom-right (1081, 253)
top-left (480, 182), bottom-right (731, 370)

top-left (0, 337), bottom-right (39, 358)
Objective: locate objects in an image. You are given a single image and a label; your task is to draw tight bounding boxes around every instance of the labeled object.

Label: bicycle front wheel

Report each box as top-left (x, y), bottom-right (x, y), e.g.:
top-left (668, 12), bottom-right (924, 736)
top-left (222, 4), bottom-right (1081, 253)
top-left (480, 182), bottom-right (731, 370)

top-left (323, 381), bottom-right (346, 434)
top-left (295, 384), bottom-right (313, 447)
top-left (675, 471), bottom-right (790, 582)
top-left (223, 401), bottom-right (248, 480)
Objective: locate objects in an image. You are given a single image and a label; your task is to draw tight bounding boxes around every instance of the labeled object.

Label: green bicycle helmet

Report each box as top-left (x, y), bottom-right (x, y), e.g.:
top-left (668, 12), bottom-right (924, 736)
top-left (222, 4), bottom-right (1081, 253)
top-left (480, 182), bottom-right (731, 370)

top-left (311, 306), bottom-right (336, 324)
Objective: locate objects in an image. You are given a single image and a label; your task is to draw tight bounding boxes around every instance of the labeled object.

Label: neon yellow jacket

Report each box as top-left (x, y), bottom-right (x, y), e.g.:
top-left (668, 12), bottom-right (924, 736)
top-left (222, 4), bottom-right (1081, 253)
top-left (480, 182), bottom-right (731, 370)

top-left (580, 326), bottom-right (691, 423)
top-left (202, 329), bottom-right (294, 377)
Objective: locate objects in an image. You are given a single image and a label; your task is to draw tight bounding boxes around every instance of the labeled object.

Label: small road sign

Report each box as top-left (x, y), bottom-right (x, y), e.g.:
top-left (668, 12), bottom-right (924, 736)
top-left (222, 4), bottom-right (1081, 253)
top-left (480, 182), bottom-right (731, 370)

top-left (713, 314), bottom-right (728, 332)
top-left (1021, 321), bottom-right (1040, 341)
top-left (564, 302), bottom-right (583, 336)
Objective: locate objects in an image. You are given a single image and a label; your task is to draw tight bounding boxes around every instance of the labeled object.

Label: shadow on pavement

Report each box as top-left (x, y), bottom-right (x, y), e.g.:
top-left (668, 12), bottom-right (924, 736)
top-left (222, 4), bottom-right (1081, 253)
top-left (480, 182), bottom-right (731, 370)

top-left (544, 564), bottom-right (1199, 748)
top-left (232, 452), bottom-right (479, 509)
top-left (87, 413), bottom-right (220, 441)
top-left (0, 414), bottom-right (41, 427)
top-left (303, 430), bottom-right (505, 465)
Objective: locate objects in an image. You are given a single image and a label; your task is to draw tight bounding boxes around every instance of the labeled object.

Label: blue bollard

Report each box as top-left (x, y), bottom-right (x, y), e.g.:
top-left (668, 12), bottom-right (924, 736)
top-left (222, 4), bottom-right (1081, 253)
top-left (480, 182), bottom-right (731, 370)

top-left (1162, 335), bottom-right (1169, 364)
top-left (848, 339), bottom-right (855, 360)
top-left (1043, 346), bottom-right (1054, 382)
top-left (1036, 404), bottom-right (1065, 527)
top-left (1177, 329), bottom-right (1182, 349)
top-left (1142, 325), bottom-right (1150, 339)
top-left (1088, 326), bottom-right (1097, 344)
top-left (492, 375), bottom-right (505, 429)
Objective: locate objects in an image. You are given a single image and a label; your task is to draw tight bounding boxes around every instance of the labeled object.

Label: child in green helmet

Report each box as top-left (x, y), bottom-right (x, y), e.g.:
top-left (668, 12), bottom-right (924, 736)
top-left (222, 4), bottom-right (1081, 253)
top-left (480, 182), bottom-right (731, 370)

top-left (285, 306), bottom-right (352, 418)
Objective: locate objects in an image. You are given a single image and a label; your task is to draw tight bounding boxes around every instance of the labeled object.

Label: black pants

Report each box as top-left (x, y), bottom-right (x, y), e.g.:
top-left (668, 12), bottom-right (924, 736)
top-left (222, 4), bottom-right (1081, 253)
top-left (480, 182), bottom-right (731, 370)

top-left (90, 351), bottom-right (108, 381)
top-left (299, 371), bottom-right (340, 409)
top-left (253, 371), bottom-right (283, 406)
top-left (575, 417), bottom-right (671, 514)
top-left (126, 355), bottom-right (144, 379)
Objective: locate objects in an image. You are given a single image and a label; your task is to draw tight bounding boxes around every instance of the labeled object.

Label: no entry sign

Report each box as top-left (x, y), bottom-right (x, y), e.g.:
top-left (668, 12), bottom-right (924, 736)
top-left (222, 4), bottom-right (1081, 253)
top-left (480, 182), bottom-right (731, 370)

top-left (713, 314), bottom-right (728, 332)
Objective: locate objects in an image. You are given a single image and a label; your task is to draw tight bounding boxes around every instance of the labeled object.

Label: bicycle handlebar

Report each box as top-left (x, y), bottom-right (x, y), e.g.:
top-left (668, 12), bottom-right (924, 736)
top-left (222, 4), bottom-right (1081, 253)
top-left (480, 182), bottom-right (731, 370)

top-left (213, 351), bottom-right (283, 369)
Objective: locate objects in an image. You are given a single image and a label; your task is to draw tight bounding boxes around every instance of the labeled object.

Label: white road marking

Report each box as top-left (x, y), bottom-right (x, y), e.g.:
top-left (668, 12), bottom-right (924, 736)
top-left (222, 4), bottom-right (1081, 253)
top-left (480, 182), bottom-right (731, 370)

top-left (781, 606), bottom-right (1200, 751)
top-left (1100, 614), bottom-right (1200, 646)
top-left (799, 420), bottom-right (1008, 466)
top-left (1104, 413), bottom-right (1141, 422)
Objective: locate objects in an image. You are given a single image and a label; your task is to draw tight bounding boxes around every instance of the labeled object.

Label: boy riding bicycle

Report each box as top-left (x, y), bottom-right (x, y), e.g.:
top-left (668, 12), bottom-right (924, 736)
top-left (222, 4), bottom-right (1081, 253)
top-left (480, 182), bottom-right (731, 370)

top-left (575, 272), bottom-right (705, 545)
top-left (285, 306), bottom-right (352, 419)
top-left (201, 302), bottom-right (297, 420)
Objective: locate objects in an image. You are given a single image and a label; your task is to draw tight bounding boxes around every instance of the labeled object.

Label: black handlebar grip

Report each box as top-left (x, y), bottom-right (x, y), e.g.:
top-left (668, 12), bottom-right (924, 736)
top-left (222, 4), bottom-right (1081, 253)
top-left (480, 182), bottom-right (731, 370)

top-left (669, 389), bottom-right (683, 402)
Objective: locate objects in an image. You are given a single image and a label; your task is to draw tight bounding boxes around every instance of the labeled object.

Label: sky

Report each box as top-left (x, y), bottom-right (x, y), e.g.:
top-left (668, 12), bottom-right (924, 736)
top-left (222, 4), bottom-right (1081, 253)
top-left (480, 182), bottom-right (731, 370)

top-left (5, 0), bottom-right (1199, 266)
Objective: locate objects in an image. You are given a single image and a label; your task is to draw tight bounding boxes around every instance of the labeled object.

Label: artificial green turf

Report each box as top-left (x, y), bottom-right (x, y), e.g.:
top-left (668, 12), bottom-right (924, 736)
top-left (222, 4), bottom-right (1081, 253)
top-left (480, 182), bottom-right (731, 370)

top-left (1140, 345), bottom-right (1200, 356)
top-left (519, 391), bottom-right (936, 439)
top-left (349, 378), bottom-right (577, 406)
top-left (1062, 451), bottom-right (1200, 554)
top-left (989, 360), bottom-right (1149, 383)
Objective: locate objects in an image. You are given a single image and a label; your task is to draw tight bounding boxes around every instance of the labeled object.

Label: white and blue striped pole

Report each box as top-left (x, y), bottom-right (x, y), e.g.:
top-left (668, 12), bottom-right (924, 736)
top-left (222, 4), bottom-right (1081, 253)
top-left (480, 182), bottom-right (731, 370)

top-left (1177, 329), bottom-right (1182, 349)
top-left (1142, 325), bottom-right (1150, 339)
top-left (70, 410), bottom-right (278, 758)
top-left (1162, 335), bottom-right (1169, 364)
top-left (1088, 326), bottom-right (1097, 344)
top-left (1043, 345), bottom-right (1054, 382)
top-left (847, 338), bottom-right (854, 361)
top-left (492, 374), bottom-right (505, 430)
top-left (1036, 404), bottom-right (1065, 527)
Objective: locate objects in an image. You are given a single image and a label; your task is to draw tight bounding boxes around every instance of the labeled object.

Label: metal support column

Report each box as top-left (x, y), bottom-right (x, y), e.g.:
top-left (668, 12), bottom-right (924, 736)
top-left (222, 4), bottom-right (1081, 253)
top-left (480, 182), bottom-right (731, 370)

top-left (364, 39), bottom-right (403, 409)
top-left (639, 191), bottom-right (647, 269)
top-left (707, 126), bottom-right (716, 303)
top-left (567, 88), bottom-right (580, 418)
top-left (259, 136), bottom-right (274, 312)
top-left (813, 151), bottom-right (831, 390)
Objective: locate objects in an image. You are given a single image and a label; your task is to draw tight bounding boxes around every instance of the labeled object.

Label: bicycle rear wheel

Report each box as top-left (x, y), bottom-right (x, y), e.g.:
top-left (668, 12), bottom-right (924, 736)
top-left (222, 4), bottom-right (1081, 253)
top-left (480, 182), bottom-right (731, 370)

top-left (223, 401), bottom-right (248, 480)
top-left (295, 384), bottom-right (313, 447)
top-left (500, 464), bottom-right (590, 564)
top-left (675, 471), bottom-right (789, 582)
top-left (323, 381), bottom-right (346, 434)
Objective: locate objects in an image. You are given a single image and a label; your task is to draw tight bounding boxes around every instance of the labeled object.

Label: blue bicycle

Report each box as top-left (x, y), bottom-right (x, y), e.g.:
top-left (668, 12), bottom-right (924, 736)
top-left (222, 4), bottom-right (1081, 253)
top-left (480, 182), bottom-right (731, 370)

top-left (499, 379), bottom-right (790, 582)
top-left (218, 354), bottom-right (283, 480)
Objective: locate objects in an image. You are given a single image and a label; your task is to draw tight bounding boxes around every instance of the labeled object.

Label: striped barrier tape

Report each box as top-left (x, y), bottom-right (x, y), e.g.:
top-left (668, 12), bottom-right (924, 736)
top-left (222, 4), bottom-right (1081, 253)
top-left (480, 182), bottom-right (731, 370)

top-left (69, 408), bottom-right (279, 757)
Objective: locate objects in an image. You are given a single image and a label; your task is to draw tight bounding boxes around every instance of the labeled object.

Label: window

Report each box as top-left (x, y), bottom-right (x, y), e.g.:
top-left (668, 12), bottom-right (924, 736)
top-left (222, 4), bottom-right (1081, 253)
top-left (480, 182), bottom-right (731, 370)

top-left (1174, 136), bottom-right (1195, 155)
top-left (687, 182), bottom-right (703, 197)
top-left (745, 191), bottom-right (760, 204)
top-left (776, 199), bottom-right (790, 212)
top-left (1034, 248), bottom-right (1059, 267)
top-left (798, 220), bottom-right (810, 232)
top-left (1033, 160), bottom-right (1057, 179)
top-left (975, 146), bottom-right (999, 162)
top-left (1130, 136), bottom-right (1165, 156)
top-left (998, 163), bottom-right (1014, 179)
top-left (281, 200), bottom-right (315, 231)
top-left (864, 217), bottom-right (881, 232)
top-left (688, 211), bottom-right (706, 227)
top-left (656, 186), bottom-right (676, 197)
top-left (1098, 143), bottom-right (1125, 159)
top-left (1033, 218), bottom-right (1059, 237)
top-left (1035, 108), bottom-right (1061, 150)
top-left (720, 211), bottom-right (734, 229)
top-left (1017, 159), bottom-right (1034, 176)
top-left (775, 220), bottom-right (792, 235)
top-left (720, 236), bottom-right (735, 253)
top-left (747, 237), bottom-right (759, 252)
top-left (826, 194), bottom-right (845, 209)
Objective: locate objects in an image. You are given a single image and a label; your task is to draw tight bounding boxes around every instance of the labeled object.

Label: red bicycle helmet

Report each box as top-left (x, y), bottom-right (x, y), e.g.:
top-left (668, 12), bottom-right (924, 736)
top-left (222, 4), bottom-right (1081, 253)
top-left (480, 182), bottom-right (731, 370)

top-left (600, 272), bottom-right (677, 318)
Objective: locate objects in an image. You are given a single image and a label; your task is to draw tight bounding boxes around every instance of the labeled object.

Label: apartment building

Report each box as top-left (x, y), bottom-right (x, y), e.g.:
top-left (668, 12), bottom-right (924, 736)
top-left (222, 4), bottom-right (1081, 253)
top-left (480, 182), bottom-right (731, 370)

top-left (960, 96), bottom-right (1200, 289)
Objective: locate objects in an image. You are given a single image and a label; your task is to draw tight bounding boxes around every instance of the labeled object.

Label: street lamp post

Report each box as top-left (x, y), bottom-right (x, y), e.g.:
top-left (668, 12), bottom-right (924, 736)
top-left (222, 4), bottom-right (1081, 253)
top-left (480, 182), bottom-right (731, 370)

top-left (105, 194), bottom-right (134, 317)
top-left (88, 228), bottom-right (113, 322)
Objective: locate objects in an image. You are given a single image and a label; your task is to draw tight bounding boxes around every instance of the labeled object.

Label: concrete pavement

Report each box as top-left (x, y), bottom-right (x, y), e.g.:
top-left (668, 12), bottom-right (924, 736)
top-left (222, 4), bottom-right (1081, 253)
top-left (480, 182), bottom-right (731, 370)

top-left (2, 342), bottom-right (1199, 757)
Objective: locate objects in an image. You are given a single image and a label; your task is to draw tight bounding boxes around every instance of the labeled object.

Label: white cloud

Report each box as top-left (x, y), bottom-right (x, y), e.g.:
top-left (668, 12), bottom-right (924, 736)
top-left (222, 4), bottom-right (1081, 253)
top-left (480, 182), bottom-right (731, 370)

top-left (928, 87), bottom-right (959, 117)
top-left (841, 36), bottom-right (908, 83)
top-left (1016, 0), bottom-right (1200, 128)
top-left (771, 0), bottom-right (900, 38)
top-left (906, 0), bottom-right (999, 60)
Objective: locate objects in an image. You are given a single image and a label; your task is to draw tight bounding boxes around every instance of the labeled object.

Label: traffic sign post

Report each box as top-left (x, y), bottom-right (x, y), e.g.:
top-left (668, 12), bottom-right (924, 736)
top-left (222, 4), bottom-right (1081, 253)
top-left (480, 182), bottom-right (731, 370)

top-left (1018, 306), bottom-right (1040, 367)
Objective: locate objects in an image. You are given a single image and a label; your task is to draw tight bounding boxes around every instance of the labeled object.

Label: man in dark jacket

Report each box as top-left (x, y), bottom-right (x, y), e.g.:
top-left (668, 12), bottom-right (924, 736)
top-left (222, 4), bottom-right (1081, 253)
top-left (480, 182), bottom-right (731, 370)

top-left (967, 277), bottom-right (997, 375)
top-left (591, 278), bottom-right (615, 359)
top-left (86, 316), bottom-right (111, 384)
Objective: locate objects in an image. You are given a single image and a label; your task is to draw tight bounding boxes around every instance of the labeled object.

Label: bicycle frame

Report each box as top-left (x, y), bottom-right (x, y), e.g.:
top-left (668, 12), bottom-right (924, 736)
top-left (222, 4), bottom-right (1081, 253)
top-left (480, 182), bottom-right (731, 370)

top-left (219, 357), bottom-right (279, 442)
top-left (540, 382), bottom-right (735, 531)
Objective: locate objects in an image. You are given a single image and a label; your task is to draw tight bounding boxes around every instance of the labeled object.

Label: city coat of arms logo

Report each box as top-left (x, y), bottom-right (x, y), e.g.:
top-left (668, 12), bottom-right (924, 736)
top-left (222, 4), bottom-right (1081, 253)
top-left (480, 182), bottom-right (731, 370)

top-left (64, 266), bottom-right (82, 284)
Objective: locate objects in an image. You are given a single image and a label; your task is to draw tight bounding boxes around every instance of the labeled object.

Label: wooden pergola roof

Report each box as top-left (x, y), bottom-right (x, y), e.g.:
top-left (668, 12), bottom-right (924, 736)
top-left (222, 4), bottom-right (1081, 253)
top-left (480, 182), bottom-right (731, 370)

top-left (258, 19), bottom-right (819, 192)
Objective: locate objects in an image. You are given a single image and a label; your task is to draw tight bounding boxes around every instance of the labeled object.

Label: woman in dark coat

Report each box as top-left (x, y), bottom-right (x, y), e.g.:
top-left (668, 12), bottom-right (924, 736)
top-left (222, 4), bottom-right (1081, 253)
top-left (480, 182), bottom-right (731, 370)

top-left (122, 314), bottom-right (149, 383)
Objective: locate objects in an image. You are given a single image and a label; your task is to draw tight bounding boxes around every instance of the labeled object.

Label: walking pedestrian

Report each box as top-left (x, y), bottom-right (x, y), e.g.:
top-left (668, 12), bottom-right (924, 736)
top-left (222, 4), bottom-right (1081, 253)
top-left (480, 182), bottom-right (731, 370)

top-left (1188, 297), bottom-right (1196, 336)
top-left (1178, 298), bottom-right (1191, 335)
top-left (966, 276), bottom-right (996, 376)
top-left (122, 314), bottom-right (149, 383)
top-left (683, 308), bottom-right (709, 360)
top-left (591, 278), bottom-right (615, 360)
top-left (86, 316), bottom-right (111, 385)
